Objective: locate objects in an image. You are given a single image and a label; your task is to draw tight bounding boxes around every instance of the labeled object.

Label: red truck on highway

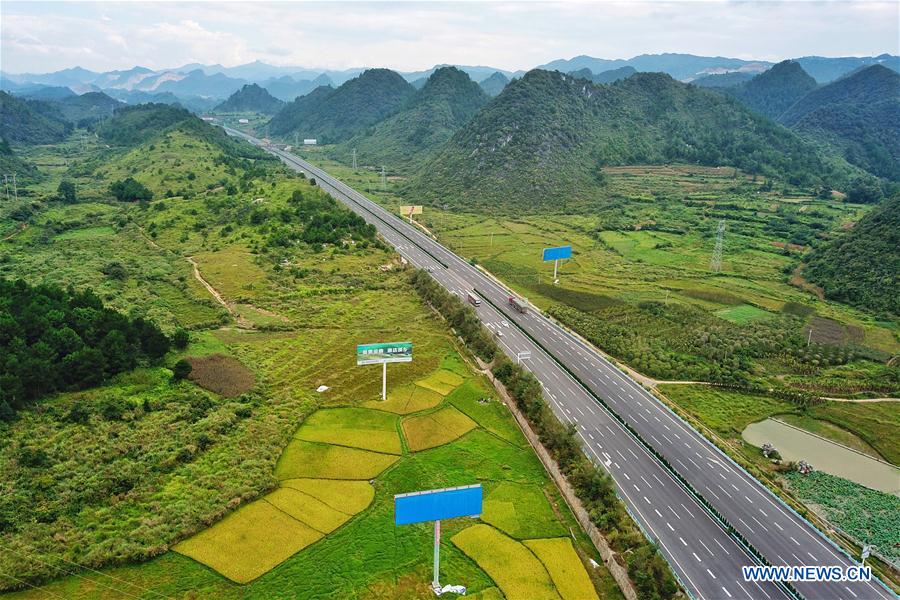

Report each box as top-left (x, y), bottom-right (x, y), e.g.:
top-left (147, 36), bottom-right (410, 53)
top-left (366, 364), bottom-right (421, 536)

top-left (508, 296), bottom-right (528, 313)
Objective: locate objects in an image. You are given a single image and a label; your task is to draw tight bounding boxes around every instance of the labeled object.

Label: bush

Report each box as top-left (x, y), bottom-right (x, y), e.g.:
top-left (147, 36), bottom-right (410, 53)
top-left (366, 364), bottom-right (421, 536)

top-left (172, 328), bottom-right (190, 350)
top-left (172, 359), bottom-right (193, 381)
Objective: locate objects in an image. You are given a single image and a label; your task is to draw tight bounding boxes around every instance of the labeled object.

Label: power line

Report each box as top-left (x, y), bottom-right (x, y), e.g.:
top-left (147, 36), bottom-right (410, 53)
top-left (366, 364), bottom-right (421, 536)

top-left (0, 544), bottom-right (173, 599)
top-left (0, 570), bottom-right (68, 599)
top-left (710, 219), bottom-right (725, 273)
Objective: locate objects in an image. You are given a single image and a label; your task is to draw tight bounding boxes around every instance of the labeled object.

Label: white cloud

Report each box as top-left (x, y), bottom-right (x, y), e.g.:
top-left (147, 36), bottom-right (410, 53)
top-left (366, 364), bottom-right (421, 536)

top-left (1, 1), bottom-right (897, 74)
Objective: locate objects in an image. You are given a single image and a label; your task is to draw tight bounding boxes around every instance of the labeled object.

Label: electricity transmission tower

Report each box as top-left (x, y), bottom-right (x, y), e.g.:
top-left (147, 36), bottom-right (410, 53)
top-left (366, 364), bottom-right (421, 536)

top-left (381, 166), bottom-right (386, 191)
top-left (352, 148), bottom-right (357, 169)
top-left (710, 220), bottom-right (725, 272)
top-left (2, 174), bottom-right (17, 202)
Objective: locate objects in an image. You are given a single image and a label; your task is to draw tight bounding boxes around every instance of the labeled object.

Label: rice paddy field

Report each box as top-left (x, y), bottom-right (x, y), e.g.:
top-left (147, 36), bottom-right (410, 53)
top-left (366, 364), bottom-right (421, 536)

top-left (1, 134), bottom-right (622, 598)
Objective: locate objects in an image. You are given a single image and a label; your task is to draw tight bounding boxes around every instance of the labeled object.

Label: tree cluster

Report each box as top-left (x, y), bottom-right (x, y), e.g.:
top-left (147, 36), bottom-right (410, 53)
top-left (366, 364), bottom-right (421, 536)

top-left (0, 279), bottom-right (171, 419)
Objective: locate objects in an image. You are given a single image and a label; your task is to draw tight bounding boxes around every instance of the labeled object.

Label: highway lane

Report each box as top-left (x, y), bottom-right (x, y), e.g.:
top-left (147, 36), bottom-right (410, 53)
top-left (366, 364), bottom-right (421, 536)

top-left (229, 129), bottom-right (892, 600)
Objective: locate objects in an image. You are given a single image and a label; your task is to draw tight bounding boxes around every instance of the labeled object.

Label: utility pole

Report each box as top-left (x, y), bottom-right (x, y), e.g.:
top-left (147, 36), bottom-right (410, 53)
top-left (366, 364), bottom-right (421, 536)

top-left (710, 219), bottom-right (725, 273)
top-left (3, 175), bottom-right (8, 202)
top-left (352, 148), bottom-right (357, 170)
top-left (490, 231), bottom-right (494, 247)
top-left (11, 174), bottom-right (17, 202)
top-left (381, 166), bottom-right (386, 191)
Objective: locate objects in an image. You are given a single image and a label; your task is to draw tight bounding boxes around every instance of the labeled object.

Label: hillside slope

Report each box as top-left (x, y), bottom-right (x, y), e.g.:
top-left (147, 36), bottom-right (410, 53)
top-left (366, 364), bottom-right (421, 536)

top-left (0, 91), bottom-right (72, 144)
top-left (726, 61), bottom-right (818, 120)
top-left (803, 195), bottom-right (900, 316)
top-left (214, 83), bottom-right (284, 114)
top-left (780, 65), bottom-right (900, 181)
top-left (55, 91), bottom-right (122, 125)
top-left (267, 69), bottom-right (415, 143)
top-left (479, 71), bottom-right (509, 97)
top-left (338, 67), bottom-right (489, 170)
top-left (408, 69), bottom-right (856, 211)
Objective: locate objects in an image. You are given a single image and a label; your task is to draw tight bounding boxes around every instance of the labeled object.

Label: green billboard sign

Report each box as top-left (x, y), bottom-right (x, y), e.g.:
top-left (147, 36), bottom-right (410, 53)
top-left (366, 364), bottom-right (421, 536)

top-left (357, 342), bottom-right (413, 366)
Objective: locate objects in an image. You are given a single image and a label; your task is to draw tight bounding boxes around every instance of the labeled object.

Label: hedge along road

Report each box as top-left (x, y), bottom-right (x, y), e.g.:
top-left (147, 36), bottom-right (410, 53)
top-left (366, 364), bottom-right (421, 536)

top-left (226, 128), bottom-right (892, 600)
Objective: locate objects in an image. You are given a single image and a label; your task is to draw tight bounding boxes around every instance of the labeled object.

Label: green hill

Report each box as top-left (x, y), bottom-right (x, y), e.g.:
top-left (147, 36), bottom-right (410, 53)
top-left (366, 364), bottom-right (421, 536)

top-left (593, 66), bottom-right (637, 84)
top-left (408, 69), bottom-right (857, 212)
top-left (267, 69), bottom-right (414, 143)
top-left (780, 65), bottom-right (900, 181)
top-left (479, 71), bottom-right (509, 97)
top-left (726, 61), bottom-right (818, 120)
top-left (0, 91), bottom-right (72, 144)
top-left (337, 67), bottom-right (489, 170)
top-left (213, 83), bottom-right (284, 115)
top-left (803, 195), bottom-right (900, 316)
top-left (96, 103), bottom-right (267, 160)
top-left (0, 137), bottom-right (41, 183)
top-left (691, 71), bottom-right (755, 88)
top-left (55, 91), bottom-right (122, 126)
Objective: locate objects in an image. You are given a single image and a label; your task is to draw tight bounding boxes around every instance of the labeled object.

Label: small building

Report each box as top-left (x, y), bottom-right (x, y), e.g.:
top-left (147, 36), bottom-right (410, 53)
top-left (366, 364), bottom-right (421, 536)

top-left (238, 118), bottom-right (250, 124)
top-left (303, 138), bottom-right (317, 145)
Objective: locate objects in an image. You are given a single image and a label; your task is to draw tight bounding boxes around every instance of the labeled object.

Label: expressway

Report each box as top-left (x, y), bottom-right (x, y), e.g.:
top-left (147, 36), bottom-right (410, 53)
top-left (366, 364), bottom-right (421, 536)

top-left (228, 128), bottom-right (892, 600)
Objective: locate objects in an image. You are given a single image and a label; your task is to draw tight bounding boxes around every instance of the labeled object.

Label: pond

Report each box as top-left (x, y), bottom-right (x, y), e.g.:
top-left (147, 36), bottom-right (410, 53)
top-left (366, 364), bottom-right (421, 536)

top-left (742, 418), bottom-right (900, 495)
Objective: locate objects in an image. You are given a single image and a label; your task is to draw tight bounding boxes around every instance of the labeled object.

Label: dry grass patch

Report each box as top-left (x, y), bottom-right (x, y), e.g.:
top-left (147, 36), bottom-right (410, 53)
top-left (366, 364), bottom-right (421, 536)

top-left (294, 408), bottom-right (402, 454)
top-left (276, 440), bottom-right (398, 480)
top-left (263, 487), bottom-right (351, 533)
top-left (363, 383), bottom-right (444, 414)
top-left (402, 406), bottom-right (477, 451)
top-left (416, 369), bottom-right (465, 396)
top-left (524, 538), bottom-right (599, 600)
top-left (451, 524), bottom-right (560, 600)
top-left (173, 499), bottom-right (322, 583)
top-left (185, 353), bottom-right (255, 397)
top-left (281, 478), bottom-right (375, 514)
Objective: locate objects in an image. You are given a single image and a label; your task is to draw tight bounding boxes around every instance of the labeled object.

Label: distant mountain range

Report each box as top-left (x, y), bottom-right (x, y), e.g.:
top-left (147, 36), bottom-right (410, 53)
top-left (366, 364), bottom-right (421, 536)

top-left (213, 84), bottom-right (284, 115)
top-left (3, 53), bottom-right (896, 107)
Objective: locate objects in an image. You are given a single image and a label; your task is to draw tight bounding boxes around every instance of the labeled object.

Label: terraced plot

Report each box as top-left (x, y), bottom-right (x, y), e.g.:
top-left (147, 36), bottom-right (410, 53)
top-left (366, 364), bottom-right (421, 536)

top-left (481, 482), bottom-right (567, 539)
top-left (363, 382), bottom-right (444, 414)
top-left (525, 538), bottom-right (600, 600)
top-left (451, 524), bottom-right (561, 600)
top-left (294, 407), bottom-right (402, 454)
top-left (173, 500), bottom-right (323, 584)
top-left (402, 405), bottom-right (477, 451)
top-left (275, 439), bottom-right (399, 480)
top-left (280, 478), bottom-right (375, 514)
top-left (416, 369), bottom-right (465, 396)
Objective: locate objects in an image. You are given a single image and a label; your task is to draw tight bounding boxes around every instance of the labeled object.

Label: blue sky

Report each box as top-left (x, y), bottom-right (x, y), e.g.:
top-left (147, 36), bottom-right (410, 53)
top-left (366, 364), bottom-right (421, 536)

top-left (2, 1), bottom-right (898, 74)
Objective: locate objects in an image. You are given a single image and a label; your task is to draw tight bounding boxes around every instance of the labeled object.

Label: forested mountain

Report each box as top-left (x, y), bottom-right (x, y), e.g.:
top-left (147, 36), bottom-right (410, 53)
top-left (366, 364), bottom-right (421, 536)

top-left (725, 61), bottom-right (818, 120)
top-left (794, 54), bottom-right (900, 83)
top-left (54, 91), bottom-right (122, 126)
top-left (407, 69), bottom-right (858, 212)
top-left (262, 73), bottom-right (332, 101)
top-left (214, 83), bottom-right (284, 114)
top-left (337, 67), bottom-right (489, 170)
top-left (0, 91), bottom-right (72, 144)
top-left (568, 66), bottom-right (636, 84)
top-left (154, 69), bottom-right (245, 98)
top-left (479, 71), bottom-right (509, 97)
top-left (0, 138), bottom-right (41, 183)
top-left (267, 69), bottom-right (414, 143)
top-left (779, 65), bottom-right (900, 181)
top-left (691, 71), bottom-right (755, 88)
top-left (16, 85), bottom-right (77, 101)
top-left (593, 66), bottom-right (637, 84)
top-left (267, 85), bottom-right (333, 135)
top-left (803, 195), bottom-right (900, 316)
top-left (96, 103), bottom-right (270, 160)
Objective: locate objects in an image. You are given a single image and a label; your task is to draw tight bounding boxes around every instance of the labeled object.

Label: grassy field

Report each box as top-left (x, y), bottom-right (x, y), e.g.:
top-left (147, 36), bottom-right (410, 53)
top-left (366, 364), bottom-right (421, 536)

top-left (2, 130), bottom-right (621, 598)
top-left (291, 152), bottom-right (898, 398)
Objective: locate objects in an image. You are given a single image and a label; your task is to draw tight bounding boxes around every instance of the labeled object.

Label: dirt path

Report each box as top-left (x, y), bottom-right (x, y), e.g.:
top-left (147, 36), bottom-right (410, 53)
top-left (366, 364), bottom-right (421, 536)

top-left (1, 223), bottom-right (27, 242)
top-left (186, 256), bottom-right (254, 329)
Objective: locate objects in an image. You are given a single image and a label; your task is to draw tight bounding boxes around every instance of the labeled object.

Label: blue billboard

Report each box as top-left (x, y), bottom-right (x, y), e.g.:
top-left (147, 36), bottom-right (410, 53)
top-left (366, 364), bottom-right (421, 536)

top-left (542, 245), bottom-right (572, 261)
top-left (394, 484), bottom-right (482, 525)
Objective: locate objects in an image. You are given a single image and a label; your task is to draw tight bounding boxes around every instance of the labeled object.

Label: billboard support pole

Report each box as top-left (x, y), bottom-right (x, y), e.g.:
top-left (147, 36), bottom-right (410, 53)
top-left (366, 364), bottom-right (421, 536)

top-left (553, 259), bottom-right (559, 282)
top-left (433, 520), bottom-right (441, 591)
top-left (382, 362), bottom-right (387, 400)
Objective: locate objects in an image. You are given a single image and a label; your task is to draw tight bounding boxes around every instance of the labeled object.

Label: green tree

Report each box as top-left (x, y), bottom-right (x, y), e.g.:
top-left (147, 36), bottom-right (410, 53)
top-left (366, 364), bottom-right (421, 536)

top-left (57, 180), bottom-right (77, 203)
top-left (172, 359), bottom-right (192, 381)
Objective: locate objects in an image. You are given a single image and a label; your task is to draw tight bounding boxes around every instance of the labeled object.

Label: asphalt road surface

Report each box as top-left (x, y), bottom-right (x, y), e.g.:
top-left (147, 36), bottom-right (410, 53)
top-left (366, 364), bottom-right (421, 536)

top-left (228, 129), bottom-right (893, 600)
